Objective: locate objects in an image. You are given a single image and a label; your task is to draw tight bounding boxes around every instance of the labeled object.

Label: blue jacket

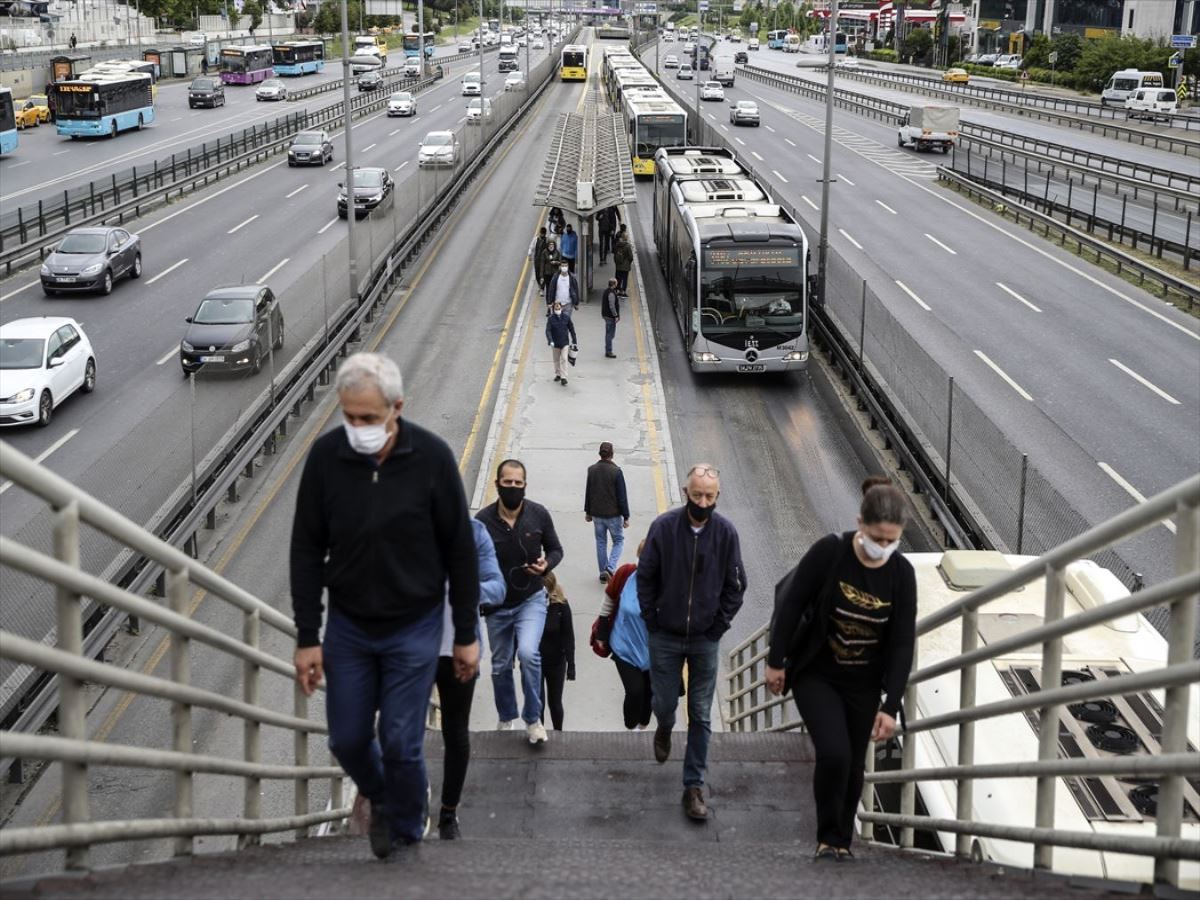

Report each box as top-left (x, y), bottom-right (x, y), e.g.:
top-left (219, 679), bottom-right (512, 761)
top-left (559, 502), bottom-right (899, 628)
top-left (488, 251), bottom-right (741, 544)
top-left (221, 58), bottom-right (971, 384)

top-left (545, 311), bottom-right (577, 349)
top-left (637, 506), bottom-right (746, 640)
top-left (559, 229), bottom-right (578, 260)
top-left (611, 567), bottom-right (650, 671)
top-left (440, 519), bottom-right (504, 657)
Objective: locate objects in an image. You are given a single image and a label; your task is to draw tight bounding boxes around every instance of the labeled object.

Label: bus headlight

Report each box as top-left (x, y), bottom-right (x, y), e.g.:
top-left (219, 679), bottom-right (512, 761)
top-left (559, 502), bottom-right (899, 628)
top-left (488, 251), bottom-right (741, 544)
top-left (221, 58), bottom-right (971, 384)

top-left (692, 351), bottom-right (721, 364)
top-left (783, 351), bottom-right (809, 362)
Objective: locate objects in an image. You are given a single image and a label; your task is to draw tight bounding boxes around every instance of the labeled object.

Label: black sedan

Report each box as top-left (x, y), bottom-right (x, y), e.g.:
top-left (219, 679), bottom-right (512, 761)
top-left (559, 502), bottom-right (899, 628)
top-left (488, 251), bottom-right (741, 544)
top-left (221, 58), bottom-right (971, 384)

top-left (288, 130), bottom-right (334, 166)
top-left (180, 285), bottom-right (284, 376)
top-left (337, 167), bottom-right (394, 219)
top-left (358, 70), bottom-right (384, 91)
top-left (40, 226), bottom-right (142, 296)
top-left (734, 50), bottom-right (748, 64)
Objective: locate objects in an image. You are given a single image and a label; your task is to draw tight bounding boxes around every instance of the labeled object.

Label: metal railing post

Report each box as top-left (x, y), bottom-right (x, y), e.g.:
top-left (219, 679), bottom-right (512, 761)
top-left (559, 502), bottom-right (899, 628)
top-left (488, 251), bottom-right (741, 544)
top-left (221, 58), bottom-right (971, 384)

top-left (955, 607), bottom-right (978, 857)
top-left (294, 682), bottom-right (310, 840)
top-left (168, 567), bottom-right (193, 857)
top-left (898, 640), bottom-right (918, 849)
top-left (53, 500), bottom-right (89, 871)
top-left (1155, 498), bottom-right (1200, 888)
top-left (331, 775), bottom-right (345, 834)
top-left (240, 608), bottom-right (262, 848)
top-left (1033, 564), bottom-right (1066, 870)
top-left (860, 741), bottom-right (875, 841)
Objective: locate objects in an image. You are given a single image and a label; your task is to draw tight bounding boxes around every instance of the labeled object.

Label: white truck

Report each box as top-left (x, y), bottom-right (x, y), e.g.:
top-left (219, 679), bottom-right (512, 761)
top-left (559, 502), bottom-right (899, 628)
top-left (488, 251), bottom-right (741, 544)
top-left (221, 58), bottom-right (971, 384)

top-left (897, 104), bottom-right (959, 153)
top-left (713, 58), bottom-right (735, 86)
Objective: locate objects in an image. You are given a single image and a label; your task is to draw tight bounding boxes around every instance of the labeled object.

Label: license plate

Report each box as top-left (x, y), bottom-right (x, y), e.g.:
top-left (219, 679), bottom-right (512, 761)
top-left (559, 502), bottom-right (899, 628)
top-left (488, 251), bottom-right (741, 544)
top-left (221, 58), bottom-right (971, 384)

top-left (199, 355), bottom-right (225, 363)
top-left (58, 276), bottom-right (77, 283)
top-left (737, 364), bottom-right (765, 373)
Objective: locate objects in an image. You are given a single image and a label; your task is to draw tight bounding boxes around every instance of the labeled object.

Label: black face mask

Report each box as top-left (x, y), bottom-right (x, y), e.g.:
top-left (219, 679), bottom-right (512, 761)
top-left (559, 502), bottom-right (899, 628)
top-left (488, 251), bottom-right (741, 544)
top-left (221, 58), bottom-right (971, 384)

top-left (686, 498), bottom-right (715, 523)
top-left (497, 485), bottom-right (525, 511)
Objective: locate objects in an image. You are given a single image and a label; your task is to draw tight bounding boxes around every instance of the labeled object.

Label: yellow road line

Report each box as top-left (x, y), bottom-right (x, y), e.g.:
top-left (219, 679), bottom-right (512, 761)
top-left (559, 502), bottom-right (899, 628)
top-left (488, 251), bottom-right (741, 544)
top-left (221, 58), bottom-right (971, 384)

top-left (628, 262), bottom-right (670, 514)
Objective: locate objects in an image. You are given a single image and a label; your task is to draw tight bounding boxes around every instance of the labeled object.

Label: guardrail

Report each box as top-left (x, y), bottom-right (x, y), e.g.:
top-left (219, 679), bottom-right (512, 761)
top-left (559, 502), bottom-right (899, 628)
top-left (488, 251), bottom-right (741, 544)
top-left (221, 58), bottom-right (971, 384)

top-left (725, 475), bottom-right (1200, 888)
top-left (0, 31), bottom-right (576, 785)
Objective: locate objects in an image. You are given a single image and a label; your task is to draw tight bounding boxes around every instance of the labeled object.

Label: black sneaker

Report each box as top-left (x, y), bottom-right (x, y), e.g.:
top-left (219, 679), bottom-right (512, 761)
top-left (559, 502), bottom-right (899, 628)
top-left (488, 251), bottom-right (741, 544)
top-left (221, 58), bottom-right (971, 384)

top-left (438, 809), bottom-right (461, 841)
top-left (554, 375), bottom-right (562, 383)
top-left (561, 378), bottom-right (568, 385)
top-left (654, 724), bottom-right (671, 763)
top-left (368, 800), bottom-right (392, 859)
top-left (599, 570), bottom-right (609, 583)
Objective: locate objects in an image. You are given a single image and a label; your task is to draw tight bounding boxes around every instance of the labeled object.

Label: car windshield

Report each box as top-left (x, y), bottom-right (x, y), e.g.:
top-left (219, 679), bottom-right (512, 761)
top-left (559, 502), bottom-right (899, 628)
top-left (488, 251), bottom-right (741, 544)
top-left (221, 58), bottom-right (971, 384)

top-left (425, 133), bottom-right (451, 146)
top-left (464, 72), bottom-right (480, 82)
top-left (391, 92), bottom-right (412, 101)
top-left (0, 338), bottom-right (45, 370)
top-left (261, 79), bottom-right (283, 89)
top-left (352, 169), bottom-right (384, 187)
top-left (293, 133), bottom-right (321, 145)
top-left (704, 82), bottom-right (720, 89)
top-left (194, 297), bottom-right (253, 324)
top-left (57, 233), bottom-right (106, 254)
top-left (468, 99), bottom-right (488, 110)
top-left (191, 78), bottom-right (216, 89)
top-left (737, 102), bottom-right (756, 110)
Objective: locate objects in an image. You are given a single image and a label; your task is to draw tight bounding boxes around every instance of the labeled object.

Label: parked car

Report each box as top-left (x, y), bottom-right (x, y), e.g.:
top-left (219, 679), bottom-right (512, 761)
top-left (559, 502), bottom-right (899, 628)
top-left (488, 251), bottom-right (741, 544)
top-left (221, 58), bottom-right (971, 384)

top-left (729, 99), bottom-right (760, 126)
top-left (357, 70), bottom-right (383, 91)
top-left (994, 54), bottom-right (1021, 71)
top-left (255, 78), bottom-right (288, 101)
top-left (504, 70), bottom-right (526, 91)
top-left (188, 76), bottom-right (225, 108)
top-left (0, 317), bottom-right (96, 427)
top-left (40, 226), bottom-right (141, 296)
top-left (1125, 87), bottom-right (1178, 121)
top-left (975, 53), bottom-right (997, 66)
top-left (337, 166), bottom-right (394, 219)
top-left (466, 96), bottom-right (494, 124)
top-left (287, 129), bottom-right (333, 166)
top-left (734, 50), bottom-right (748, 64)
top-left (700, 80), bottom-right (725, 101)
top-left (180, 285), bottom-right (283, 376)
top-left (663, 53), bottom-right (679, 69)
top-left (676, 63), bottom-right (694, 80)
top-left (417, 130), bottom-right (460, 168)
top-left (942, 67), bottom-right (970, 84)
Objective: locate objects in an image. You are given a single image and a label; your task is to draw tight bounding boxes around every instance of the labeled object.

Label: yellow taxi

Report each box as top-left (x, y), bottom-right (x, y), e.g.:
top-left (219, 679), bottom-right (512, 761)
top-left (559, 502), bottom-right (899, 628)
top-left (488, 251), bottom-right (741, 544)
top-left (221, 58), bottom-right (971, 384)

top-left (943, 67), bottom-right (970, 84)
top-left (24, 94), bottom-right (51, 123)
top-left (14, 101), bottom-right (42, 129)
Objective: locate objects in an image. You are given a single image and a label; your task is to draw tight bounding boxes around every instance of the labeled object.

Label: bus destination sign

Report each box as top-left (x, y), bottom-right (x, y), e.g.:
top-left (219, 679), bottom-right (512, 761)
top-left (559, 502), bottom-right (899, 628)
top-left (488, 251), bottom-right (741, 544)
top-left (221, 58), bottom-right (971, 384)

top-left (705, 246), bottom-right (799, 268)
top-left (57, 84), bottom-right (95, 93)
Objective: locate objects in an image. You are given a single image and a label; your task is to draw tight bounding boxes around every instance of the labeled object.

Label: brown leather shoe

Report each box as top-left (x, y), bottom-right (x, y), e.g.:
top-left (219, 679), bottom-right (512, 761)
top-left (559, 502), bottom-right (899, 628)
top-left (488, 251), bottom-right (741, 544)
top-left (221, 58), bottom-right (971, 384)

top-left (654, 724), bottom-right (671, 763)
top-left (682, 786), bottom-right (707, 821)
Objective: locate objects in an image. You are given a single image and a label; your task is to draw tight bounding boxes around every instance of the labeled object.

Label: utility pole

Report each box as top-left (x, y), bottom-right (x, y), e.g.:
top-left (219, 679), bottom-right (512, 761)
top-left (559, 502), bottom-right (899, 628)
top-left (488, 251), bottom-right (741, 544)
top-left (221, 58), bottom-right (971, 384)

top-left (816, 0), bottom-right (837, 308)
top-left (418, 0), bottom-right (425, 74)
top-left (340, 0), bottom-right (358, 306)
top-left (478, 0), bottom-right (485, 88)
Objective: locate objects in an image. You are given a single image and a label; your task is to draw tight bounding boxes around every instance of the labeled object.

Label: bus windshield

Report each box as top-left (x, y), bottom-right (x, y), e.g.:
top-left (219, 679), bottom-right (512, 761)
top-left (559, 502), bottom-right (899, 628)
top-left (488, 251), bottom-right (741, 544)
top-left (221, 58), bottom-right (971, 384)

top-left (562, 49), bottom-right (585, 67)
top-left (700, 245), bottom-right (804, 332)
top-left (0, 93), bottom-right (15, 132)
top-left (54, 85), bottom-right (100, 117)
top-left (635, 115), bottom-right (685, 157)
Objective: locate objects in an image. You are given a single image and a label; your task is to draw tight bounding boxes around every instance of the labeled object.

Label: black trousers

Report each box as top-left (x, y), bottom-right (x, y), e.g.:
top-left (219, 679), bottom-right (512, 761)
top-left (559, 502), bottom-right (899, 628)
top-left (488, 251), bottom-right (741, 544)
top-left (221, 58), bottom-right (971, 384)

top-left (599, 231), bottom-right (614, 261)
top-left (435, 657), bottom-right (475, 809)
top-left (541, 659), bottom-right (567, 730)
top-left (613, 654), bottom-right (652, 730)
top-left (791, 673), bottom-right (878, 849)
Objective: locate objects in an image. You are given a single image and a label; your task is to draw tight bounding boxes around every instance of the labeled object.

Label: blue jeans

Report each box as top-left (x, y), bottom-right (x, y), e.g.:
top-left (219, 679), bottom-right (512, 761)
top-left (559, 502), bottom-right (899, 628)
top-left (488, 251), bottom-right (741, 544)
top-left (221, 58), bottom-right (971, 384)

top-left (323, 606), bottom-right (441, 844)
top-left (485, 590), bottom-right (548, 724)
top-left (604, 317), bottom-right (617, 354)
top-left (648, 631), bottom-right (721, 789)
top-left (593, 516), bottom-right (624, 574)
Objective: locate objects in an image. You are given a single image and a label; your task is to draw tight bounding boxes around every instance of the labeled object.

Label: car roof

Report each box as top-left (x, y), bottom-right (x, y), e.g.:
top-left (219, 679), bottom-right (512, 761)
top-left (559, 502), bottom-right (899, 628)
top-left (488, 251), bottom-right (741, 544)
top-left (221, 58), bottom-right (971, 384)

top-left (64, 226), bottom-right (121, 236)
top-left (0, 316), bottom-right (82, 338)
top-left (425, 130), bottom-right (454, 139)
top-left (202, 285), bottom-right (267, 300)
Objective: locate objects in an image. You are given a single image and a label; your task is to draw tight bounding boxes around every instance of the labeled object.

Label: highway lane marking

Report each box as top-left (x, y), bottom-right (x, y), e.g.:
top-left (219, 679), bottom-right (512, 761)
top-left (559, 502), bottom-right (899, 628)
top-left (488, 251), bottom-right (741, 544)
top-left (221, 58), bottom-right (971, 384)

top-left (876, 200), bottom-right (897, 215)
top-left (751, 150), bottom-right (764, 161)
top-left (6, 160), bottom-right (30, 169)
top-left (838, 228), bottom-right (863, 250)
top-left (807, 153), bottom-right (821, 164)
top-left (155, 346), bottom-right (178, 366)
top-left (258, 258), bottom-right (290, 283)
top-left (170, 116), bottom-right (183, 122)
top-left (430, 103), bottom-right (443, 112)
top-left (895, 280), bottom-right (931, 311)
top-left (0, 428), bottom-right (80, 497)
top-left (133, 160), bottom-right (286, 236)
top-left (838, 173), bottom-right (855, 186)
top-left (286, 184), bottom-right (309, 198)
top-left (802, 195), bottom-right (819, 211)
top-left (925, 233), bottom-right (957, 255)
top-left (396, 161), bottom-right (410, 171)
top-left (1108, 359), bottom-right (1181, 405)
top-left (0, 281), bottom-right (38, 302)
top-left (784, 138), bottom-right (796, 147)
top-left (145, 258), bottom-right (189, 285)
top-left (389, 128), bottom-right (401, 136)
top-left (317, 217), bottom-right (339, 234)
top-left (764, 125), bottom-right (776, 133)
top-left (996, 282), bottom-right (1042, 313)
top-left (228, 214), bottom-right (259, 234)
top-left (1097, 463), bottom-right (1177, 534)
top-left (331, 161), bottom-right (346, 171)
top-left (52, 150), bottom-right (71, 156)
top-left (734, 136), bottom-right (745, 145)
top-left (974, 350), bottom-right (1033, 402)
top-left (363, 143), bottom-right (377, 152)
top-left (720, 124), bottom-right (729, 132)
top-left (772, 169), bottom-right (789, 183)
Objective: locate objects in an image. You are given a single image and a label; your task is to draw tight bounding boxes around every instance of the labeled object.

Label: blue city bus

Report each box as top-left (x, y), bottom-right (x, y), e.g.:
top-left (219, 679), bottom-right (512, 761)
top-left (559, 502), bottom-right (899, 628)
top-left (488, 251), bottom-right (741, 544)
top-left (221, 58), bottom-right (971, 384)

top-left (53, 72), bottom-right (155, 138)
top-left (834, 30), bottom-right (848, 54)
top-left (0, 87), bottom-right (17, 155)
top-left (402, 31), bottom-right (435, 58)
top-left (272, 40), bottom-right (325, 75)
top-left (766, 29), bottom-right (787, 49)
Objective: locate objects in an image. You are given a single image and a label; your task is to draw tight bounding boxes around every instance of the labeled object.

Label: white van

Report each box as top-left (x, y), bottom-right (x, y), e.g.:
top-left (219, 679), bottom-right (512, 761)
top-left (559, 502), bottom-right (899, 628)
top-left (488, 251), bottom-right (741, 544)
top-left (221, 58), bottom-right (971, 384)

top-left (1125, 87), bottom-right (1178, 121)
top-left (1101, 69), bottom-right (1164, 106)
top-left (747, 37), bottom-right (760, 51)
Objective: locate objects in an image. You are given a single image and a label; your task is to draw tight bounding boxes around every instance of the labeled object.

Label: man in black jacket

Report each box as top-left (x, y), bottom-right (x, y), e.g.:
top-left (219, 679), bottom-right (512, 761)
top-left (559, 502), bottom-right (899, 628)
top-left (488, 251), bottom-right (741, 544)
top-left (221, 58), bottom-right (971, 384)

top-left (637, 464), bottom-right (746, 822)
top-left (476, 459), bottom-right (564, 746)
top-left (584, 440), bottom-right (629, 582)
top-left (290, 352), bottom-right (480, 860)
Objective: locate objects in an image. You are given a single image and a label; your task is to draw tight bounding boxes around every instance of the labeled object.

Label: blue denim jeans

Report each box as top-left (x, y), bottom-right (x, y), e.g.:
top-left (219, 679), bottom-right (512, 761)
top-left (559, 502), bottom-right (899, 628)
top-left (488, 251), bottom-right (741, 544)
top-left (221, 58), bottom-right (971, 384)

top-left (322, 605), bottom-right (441, 844)
top-left (648, 631), bottom-right (721, 789)
top-left (485, 590), bottom-right (548, 724)
top-left (604, 318), bottom-right (617, 354)
top-left (593, 516), bottom-right (624, 574)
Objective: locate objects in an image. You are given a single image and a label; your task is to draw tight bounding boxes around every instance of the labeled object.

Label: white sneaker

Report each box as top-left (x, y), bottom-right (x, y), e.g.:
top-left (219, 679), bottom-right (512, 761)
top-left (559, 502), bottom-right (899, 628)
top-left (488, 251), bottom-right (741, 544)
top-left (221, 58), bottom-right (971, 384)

top-left (527, 721), bottom-right (548, 744)
top-left (497, 719), bottom-right (515, 731)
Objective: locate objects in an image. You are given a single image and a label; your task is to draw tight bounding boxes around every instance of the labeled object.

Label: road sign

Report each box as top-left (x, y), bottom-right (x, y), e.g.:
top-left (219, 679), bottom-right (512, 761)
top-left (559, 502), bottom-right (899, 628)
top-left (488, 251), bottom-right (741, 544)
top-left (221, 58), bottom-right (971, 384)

top-left (1170, 34), bottom-right (1197, 49)
top-left (1168, 52), bottom-right (1182, 69)
top-left (697, 0), bottom-right (708, 9)
top-left (1179, 83), bottom-right (1189, 102)
top-left (1047, 50), bottom-right (1057, 65)
top-left (1020, 69), bottom-right (1029, 81)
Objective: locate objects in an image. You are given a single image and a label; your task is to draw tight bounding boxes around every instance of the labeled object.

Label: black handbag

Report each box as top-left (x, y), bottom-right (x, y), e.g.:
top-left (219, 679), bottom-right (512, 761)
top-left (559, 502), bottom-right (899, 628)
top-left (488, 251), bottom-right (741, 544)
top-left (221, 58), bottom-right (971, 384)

top-left (770, 535), bottom-right (848, 689)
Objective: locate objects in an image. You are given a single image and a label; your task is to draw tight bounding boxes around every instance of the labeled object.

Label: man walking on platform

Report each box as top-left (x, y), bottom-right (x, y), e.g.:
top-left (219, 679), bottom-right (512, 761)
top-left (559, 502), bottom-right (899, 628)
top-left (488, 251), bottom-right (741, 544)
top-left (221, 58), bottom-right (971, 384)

top-left (597, 206), bottom-right (620, 265)
top-left (637, 464), bottom-right (746, 822)
top-left (529, 227), bottom-right (549, 290)
top-left (601, 278), bottom-right (620, 358)
top-left (544, 261), bottom-right (580, 315)
top-left (584, 441), bottom-right (630, 583)
top-left (560, 223), bottom-right (579, 274)
top-left (613, 227), bottom-right (634, 295)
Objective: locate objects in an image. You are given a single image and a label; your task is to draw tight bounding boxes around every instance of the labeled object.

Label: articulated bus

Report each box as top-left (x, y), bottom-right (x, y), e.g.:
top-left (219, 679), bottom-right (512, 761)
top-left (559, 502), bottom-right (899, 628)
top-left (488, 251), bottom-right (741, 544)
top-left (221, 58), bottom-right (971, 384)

top-left (766, 29), bottom-right (788, 49)
top-left (560, 44), bottom-right (587, 81)
top-left (402, 31), bottom-right (435, 58)
top-left (653, 146), bottom-right (810, 374)
top-left (272, 40), bottom-right (325, 75)
top-left (220, 45), bottom-right (275, 84)
top-left (53, 72), bottom-right (155, 138)
top-left (624, 91), bottom-right (686, 177)
top-left (0, 87), bottom-right (19, 154)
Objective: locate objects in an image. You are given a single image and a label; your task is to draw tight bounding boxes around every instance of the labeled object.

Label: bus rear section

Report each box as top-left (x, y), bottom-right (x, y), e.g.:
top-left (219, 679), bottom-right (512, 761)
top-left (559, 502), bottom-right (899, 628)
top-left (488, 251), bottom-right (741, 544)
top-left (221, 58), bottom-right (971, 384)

top-left (560, 44), bottom-right (587, 81)
top-left (0, 87), bottom-right (18, 154)
top-left (220, 45), bottom-right (275, 84)
top-left (53, 73), bottom-right (155, 137)
top-left (402, 31), bottom-right (434, 58)
top-left (272, 40), bottom-right (325, 75)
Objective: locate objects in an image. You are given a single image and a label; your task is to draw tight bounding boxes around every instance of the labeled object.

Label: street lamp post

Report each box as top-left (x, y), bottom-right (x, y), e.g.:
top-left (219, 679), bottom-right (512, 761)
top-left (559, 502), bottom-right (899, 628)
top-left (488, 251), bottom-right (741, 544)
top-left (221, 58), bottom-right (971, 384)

top-left (478, 0), bottom-right (485, 89)
top-left (418, 0), bottom-right (425, 75)
top-left (816, 0), bottom-right (837, 308)
top-left (340, 0), bottom-right (358, 306)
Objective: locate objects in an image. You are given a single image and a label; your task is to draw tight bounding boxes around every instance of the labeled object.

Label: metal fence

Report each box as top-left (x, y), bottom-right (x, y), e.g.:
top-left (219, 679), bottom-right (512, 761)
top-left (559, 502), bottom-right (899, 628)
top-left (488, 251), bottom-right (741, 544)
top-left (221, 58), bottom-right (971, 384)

top-left (725, 476), bottom-right (1200, 888)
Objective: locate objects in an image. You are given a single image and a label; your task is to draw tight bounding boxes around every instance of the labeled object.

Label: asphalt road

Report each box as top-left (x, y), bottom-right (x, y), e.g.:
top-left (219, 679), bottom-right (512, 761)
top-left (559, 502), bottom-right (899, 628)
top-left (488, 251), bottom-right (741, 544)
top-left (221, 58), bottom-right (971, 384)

top-left (648, 41), bottom-right (1199, 589)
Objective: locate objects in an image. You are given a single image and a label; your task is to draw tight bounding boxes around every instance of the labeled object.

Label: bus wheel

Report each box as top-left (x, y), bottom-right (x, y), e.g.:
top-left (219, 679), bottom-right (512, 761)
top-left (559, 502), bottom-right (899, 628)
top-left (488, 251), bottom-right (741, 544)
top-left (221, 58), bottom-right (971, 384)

top-left (110, 120), bottom-right (118, 138)
top-left (137, 114), bottom-right (144, 130)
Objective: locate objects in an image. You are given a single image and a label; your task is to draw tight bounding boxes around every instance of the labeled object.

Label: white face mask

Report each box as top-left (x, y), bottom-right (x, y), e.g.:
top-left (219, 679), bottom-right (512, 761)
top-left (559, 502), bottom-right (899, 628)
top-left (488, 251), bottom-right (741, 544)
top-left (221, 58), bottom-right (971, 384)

top-left (343, 419), bottom-right (390, 455)
top-left (859, 531), bottom-right (899, 563)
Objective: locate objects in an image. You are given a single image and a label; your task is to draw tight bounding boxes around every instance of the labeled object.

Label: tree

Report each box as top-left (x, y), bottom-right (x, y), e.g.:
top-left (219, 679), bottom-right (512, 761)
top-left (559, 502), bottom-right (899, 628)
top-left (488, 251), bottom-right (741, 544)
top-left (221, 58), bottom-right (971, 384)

top-left (1074, 34), bottom-right (1170, 91)
top-left (902, 26), bottom-right (932, 65)
top-left (242, 0), bottom-right (263, 34)
top-left (1050, 33), bottom-right (1083, 71)
top-left (1021, 32), bottom-right (1051, 68)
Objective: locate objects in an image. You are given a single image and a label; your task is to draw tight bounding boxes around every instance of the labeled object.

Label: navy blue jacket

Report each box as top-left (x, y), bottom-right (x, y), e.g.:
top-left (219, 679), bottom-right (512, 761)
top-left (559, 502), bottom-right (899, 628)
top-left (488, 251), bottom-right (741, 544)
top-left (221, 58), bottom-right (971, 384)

top-left (545, 312), bottom-right (577, 349)
top-left (637, 506), bottom-right (746, 641)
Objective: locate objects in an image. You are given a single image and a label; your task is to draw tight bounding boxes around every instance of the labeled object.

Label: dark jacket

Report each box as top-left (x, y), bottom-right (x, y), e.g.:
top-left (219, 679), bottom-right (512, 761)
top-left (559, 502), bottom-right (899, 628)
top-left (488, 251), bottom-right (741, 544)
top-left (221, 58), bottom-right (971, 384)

top-left (546, 311), bottom-right (577, 349)
top-left (532, 234), bottom-right (548, 276)
top-left (540, 600), bottom-right (577, 678)
top-left (290, 420), bottom-right (480, 649)
top-left (601, 287), bottom-right (620, 320)
top-left (476, 500), bottom-right (564, 608)
top-left (613, 237), bottom-right (633, 272)
top-left (544, 271), bottom-right (580, 309)
top-left (584, 458), bottom-right (629, 519)
top-left (637, 506), bottom-right (746, 641)
top-left (597, 206), bottom-right (619, 235)
top-left (766, 532), bottom-right (916, 717)
top-left (539, 246), bottom-right (561, 283)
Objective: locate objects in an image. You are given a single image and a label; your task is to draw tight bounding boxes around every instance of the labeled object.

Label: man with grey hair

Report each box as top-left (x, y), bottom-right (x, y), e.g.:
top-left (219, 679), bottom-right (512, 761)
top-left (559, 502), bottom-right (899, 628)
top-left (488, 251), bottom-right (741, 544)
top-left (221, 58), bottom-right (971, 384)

top-left (291, 352), bottom-right (480, 860)
top-left (637, 464), bottom-right (746, 822)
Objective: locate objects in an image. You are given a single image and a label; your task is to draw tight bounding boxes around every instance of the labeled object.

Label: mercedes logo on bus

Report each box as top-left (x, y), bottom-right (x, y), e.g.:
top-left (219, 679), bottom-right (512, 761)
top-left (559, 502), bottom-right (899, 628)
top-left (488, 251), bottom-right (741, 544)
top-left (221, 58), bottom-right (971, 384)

top-left (745, 348), bottom-right (759, 363)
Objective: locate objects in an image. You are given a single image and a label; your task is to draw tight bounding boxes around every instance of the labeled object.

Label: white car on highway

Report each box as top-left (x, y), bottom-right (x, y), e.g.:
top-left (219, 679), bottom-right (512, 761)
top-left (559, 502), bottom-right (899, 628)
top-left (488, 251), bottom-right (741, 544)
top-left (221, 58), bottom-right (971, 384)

top-left (532, 37), bottom-right (545, 49)
top-left (700, 80), bottom-right (724, 101)
top-left (663, 53), bottom-right (680, 69)
top-left (504, 70), bottom-right (526, 91)
top-left (0, 317), bottom-right (96, 428)
top-left (466, 97), bottom-right (494, 124)
top-left (387, 90), bottom-right (416, 116)
top-left (403, 58), bottom-right (422, 78)
top-left (462, 71), bottom-right (483, 95)
top-left (418, 130), bottom-right (461, 168)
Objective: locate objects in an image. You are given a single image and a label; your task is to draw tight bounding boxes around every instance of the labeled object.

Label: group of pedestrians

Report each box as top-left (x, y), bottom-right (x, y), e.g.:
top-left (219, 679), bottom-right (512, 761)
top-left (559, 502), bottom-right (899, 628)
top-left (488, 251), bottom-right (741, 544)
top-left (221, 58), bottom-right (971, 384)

top-left (291, 351), bottom-right (918, 864)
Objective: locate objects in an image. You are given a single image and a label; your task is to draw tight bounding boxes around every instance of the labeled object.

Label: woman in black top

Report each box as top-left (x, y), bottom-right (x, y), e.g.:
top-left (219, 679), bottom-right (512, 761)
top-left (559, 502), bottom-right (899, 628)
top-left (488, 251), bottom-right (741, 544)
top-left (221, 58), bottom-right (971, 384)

top-left (765, 477), bottom-right (917, 861)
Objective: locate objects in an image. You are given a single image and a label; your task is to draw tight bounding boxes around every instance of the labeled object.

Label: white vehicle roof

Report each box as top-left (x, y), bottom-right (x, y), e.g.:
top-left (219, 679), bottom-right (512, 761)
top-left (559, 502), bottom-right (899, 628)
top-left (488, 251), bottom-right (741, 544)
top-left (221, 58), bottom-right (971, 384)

top-left (0, 316), bottom-right (82, 338)
top-left (423, 130), bottom-right (454, 140)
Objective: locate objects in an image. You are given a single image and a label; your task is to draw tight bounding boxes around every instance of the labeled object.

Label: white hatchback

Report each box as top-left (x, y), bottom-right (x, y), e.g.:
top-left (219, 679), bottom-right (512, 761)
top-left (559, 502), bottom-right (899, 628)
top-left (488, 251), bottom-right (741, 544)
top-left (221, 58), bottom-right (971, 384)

top-left (418, 130), bottom-right (461, 168)
top-left (466, 97), bottom-right (494, 123)
top-left (700, 80), bottom-right (724, 101)
top-left (504, 70), bottom-right (526, 91)
top-left (462, 71), bottom-right (483, 95)
top-left (387, 91), bottom-right (416, 116)
top-left (0, 317), bottom-right (96, 427)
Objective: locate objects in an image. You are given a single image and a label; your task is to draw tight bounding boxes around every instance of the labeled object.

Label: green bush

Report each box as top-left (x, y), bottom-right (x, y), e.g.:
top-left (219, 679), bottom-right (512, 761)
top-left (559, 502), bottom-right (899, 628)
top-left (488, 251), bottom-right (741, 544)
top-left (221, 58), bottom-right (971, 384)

top-left (864, 48), bottom-right (897, 63)
top-left (960, 62), bottom-right (1016, 81)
